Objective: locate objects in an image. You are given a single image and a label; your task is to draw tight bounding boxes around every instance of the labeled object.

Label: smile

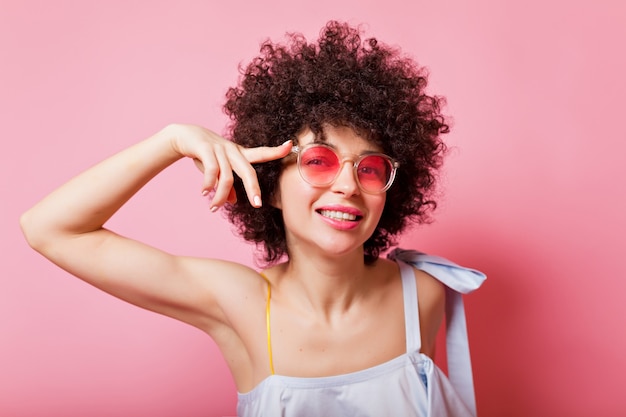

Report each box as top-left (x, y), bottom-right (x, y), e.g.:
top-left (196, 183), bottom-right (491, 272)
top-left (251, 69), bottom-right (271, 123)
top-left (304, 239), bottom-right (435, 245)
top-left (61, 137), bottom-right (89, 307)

top-left (318, 209), bottom-right (360, 221)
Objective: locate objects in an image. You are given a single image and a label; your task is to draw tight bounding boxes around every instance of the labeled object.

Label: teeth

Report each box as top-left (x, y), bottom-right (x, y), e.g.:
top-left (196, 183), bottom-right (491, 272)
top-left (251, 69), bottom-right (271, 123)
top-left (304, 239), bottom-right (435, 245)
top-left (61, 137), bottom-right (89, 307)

top-left (320, 210), bottom-right (358, 221)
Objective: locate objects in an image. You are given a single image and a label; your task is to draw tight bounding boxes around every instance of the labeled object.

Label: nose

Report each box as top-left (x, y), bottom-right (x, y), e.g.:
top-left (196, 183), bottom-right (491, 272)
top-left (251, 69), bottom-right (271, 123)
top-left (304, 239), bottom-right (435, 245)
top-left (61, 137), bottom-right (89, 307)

top-left (330, 161), bottom-right (360, 195)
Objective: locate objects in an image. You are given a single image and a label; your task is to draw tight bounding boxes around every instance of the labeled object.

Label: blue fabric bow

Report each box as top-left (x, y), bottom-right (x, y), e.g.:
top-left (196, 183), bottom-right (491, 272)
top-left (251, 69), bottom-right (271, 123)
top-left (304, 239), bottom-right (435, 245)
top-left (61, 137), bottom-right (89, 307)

top-left (387, 248), bottom-right (486, 294)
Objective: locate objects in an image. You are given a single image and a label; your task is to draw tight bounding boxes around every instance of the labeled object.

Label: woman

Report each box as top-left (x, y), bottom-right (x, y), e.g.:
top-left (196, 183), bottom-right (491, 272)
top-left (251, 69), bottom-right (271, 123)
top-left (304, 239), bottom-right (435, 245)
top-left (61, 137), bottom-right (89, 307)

top-left (21, 21), bottom-right (485, 416)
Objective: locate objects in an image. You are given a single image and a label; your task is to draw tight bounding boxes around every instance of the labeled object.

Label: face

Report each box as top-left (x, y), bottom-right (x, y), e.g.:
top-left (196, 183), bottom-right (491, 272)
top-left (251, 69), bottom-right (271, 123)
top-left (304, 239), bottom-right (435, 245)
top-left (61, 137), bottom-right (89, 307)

top-left (273, 124), bottom-right (388, 259)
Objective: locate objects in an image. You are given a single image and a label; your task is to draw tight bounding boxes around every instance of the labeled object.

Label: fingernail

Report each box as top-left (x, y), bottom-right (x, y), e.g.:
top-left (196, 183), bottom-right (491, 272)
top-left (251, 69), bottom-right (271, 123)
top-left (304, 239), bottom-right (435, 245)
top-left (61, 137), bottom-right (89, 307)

top-left (281, 140), bottom-right (292, 146)
top-left (253, 195), bottom-right (262, 207)
top-left (201, 189), bottom-right (209, 196)
top-left (210, 205), bottom-right (219, 212)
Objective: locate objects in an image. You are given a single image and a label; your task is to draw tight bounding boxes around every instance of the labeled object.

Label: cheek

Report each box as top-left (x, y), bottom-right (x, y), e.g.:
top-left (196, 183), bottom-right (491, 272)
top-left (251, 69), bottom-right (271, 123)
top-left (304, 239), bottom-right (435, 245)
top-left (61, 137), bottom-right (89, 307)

top-left (272, 165), bottom-right (300, 210)
top-left (368, 195), bottom-right (387, 226)
top-left (370, 193), bottom-right (387, 214)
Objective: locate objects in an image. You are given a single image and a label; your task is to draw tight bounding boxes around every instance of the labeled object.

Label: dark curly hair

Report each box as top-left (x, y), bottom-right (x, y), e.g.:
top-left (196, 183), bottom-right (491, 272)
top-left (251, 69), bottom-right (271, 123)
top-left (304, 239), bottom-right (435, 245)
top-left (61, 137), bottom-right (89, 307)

top-left (223, 20), bottom-right (449, 265)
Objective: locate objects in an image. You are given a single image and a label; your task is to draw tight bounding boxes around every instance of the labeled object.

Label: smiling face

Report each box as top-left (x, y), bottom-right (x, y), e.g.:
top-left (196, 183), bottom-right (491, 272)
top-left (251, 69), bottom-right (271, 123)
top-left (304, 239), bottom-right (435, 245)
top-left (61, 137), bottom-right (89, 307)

top-left (273, 124), bottom-right (387, 260)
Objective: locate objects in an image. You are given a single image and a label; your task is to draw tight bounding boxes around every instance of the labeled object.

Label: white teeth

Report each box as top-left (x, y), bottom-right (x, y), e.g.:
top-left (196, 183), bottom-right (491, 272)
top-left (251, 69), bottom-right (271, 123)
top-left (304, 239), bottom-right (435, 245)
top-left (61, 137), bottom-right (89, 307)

top-left (320, 210), bottom-right (357, 221)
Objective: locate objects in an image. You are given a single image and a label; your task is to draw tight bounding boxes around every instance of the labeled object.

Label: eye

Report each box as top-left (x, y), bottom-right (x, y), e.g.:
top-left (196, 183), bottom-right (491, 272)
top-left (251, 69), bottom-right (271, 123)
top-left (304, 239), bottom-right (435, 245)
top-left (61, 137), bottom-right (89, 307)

top-left (303, 156), bottom-right (333, 167)
top-left (301, 147), bottom-right (338, 169)
top-left (358, 157), bottom-right (388, 180)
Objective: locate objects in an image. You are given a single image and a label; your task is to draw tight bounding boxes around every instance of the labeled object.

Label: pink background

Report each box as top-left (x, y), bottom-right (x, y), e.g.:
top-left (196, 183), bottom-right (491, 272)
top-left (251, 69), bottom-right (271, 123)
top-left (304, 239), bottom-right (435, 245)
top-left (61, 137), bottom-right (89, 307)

top-left (2, 1), bottom-right (625, 416)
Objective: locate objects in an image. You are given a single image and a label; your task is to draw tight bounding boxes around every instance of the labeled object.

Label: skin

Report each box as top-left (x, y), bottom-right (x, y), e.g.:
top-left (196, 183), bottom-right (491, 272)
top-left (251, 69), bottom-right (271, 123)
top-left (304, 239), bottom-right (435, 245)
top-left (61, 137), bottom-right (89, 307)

top-left (20, 123), bottom-right (445, 393)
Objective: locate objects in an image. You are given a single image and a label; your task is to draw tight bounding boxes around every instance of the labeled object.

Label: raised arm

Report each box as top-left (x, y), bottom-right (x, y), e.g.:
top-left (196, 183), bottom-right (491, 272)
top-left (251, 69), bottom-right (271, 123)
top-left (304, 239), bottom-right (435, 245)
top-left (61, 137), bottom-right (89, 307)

top-left (20, 124), bottom-right (292, 330)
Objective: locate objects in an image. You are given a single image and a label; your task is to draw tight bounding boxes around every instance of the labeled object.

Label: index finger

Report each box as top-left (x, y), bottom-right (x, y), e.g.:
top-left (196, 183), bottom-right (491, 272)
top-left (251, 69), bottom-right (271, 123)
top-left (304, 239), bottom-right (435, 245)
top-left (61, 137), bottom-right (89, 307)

top-left (240, 140), bottom-right (293, 164)
top-left (231, 141), bottom-right (293, 207)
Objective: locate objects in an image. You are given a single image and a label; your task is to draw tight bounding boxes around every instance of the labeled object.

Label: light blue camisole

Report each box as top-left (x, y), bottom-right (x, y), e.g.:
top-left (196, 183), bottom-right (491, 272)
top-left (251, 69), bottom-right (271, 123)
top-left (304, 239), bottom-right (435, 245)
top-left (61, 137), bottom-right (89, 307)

top-left (237, 249), bottom-right (486, 417)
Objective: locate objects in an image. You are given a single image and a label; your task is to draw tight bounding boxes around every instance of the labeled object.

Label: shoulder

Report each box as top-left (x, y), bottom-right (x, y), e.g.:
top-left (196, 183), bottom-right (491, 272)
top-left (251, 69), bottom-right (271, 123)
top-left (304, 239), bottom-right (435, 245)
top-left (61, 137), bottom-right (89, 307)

top-left (414, 267), bottom-right (446, 308)
top-left (396, 259), bottom-right (445, 356)
top-left (376, 256), bottom-right (445, 320)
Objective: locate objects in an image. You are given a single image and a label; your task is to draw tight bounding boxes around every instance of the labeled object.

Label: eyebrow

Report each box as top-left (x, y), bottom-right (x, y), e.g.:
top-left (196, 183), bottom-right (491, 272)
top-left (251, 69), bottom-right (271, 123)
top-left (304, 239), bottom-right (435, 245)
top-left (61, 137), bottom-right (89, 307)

top-left (308, 126), bottom-right (383, 154)
top-left (313, 129), bottom-right (327, 144)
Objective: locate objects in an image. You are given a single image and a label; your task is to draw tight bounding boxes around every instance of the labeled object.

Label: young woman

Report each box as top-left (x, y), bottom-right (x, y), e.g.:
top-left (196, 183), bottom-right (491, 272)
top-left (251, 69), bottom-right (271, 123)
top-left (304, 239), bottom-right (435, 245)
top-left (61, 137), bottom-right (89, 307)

top-left (21, 21), bottom-right (485, 416)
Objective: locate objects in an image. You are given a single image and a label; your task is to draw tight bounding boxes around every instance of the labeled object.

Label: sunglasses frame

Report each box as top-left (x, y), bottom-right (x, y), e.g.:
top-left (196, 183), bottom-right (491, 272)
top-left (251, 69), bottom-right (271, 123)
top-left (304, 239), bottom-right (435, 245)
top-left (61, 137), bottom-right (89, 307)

top-left (289, 143), bottom-right (399, 194)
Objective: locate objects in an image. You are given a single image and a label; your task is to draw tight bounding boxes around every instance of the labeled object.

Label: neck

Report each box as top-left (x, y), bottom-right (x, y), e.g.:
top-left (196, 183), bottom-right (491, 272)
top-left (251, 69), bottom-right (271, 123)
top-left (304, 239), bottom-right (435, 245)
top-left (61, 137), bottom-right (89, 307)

top-left (277, 247), bottom-right (373, 320)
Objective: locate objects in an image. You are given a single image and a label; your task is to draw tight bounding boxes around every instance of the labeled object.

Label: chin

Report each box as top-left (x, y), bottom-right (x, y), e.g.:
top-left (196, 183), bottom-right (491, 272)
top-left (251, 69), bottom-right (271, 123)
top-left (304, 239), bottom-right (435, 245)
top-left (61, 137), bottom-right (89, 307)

top-left (317, 240), bottom-right (367, 258)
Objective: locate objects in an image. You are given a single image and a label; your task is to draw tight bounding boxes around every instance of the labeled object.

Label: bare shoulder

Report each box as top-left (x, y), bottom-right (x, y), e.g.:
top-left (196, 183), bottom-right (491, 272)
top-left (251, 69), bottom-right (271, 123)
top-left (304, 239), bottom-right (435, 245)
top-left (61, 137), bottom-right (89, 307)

top-left (377, 257), bottom-right (445, 306)
top-left (407, 263), bottom-right (446, 356)
top-left (414, 267), bottom-right (446, 309)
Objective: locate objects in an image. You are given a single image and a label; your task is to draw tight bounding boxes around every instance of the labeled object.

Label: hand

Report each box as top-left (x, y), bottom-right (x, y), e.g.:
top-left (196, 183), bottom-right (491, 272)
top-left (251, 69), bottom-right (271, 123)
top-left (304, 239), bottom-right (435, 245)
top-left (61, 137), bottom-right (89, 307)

top-left (166, 124), bottom-right (292, 210)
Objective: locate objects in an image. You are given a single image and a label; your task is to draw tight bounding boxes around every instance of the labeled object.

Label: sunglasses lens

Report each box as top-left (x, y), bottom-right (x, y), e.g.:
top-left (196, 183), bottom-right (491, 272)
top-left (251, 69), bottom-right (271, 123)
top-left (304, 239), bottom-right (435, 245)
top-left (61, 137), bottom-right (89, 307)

top-left (297, 145), bottom-right (396, 193)
top-left (357, 156), bottom-right (393, 193)
top-left (299, 146), bottom-right (340, 185)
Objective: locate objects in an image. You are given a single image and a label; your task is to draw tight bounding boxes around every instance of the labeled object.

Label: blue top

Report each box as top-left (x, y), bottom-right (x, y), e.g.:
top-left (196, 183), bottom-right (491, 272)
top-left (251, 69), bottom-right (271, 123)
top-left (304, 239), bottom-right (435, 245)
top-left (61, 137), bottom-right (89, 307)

top-left (237, 249), bottom-right (486, 417)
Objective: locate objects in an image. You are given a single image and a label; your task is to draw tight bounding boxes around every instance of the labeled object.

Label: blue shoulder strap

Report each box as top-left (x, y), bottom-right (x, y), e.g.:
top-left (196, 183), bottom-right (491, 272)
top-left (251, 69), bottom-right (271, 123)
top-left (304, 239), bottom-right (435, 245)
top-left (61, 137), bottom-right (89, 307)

top-left (387, 248), bottom-right (486, 416)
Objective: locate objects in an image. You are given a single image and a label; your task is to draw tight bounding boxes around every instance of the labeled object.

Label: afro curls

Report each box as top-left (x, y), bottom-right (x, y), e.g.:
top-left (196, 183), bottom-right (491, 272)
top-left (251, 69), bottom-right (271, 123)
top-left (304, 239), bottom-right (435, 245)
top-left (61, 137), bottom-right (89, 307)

top-left (223, 20), bottom-right (449, 265)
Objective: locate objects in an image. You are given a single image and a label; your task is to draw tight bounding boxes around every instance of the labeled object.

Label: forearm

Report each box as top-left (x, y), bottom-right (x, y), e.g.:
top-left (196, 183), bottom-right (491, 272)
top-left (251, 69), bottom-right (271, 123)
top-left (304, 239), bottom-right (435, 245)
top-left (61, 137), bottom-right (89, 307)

top-left (20, 125), bottom-right (182, 250)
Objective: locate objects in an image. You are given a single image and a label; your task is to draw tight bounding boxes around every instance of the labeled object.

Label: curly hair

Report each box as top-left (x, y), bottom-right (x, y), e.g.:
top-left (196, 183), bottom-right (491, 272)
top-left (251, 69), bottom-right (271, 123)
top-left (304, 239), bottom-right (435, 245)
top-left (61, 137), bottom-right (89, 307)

top-left (223, 20), bottom-right (449, 265)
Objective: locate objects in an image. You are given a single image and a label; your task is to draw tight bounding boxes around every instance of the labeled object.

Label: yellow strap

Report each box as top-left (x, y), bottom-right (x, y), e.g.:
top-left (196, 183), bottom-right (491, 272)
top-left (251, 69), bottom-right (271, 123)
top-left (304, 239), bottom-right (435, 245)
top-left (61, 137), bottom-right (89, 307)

top-left (260, 273), bottom-right (275, 375)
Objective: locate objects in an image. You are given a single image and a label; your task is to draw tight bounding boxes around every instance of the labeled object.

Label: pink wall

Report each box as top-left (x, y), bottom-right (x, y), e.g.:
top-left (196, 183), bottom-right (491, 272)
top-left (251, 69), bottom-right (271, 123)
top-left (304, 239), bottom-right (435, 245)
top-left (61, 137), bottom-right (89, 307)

top-left (2, 1), bottom-right (625, 416)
